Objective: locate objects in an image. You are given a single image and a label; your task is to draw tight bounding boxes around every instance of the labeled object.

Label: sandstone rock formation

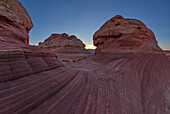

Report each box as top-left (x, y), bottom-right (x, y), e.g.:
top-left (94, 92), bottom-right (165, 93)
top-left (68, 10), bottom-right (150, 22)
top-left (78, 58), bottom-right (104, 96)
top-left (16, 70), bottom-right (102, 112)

top-left (39, 33), bottom-right (92, 64)
top-left (0, 0), bottom-right (33, 44)
top-left (0, 0), bottom-right (63, 83)
top-left (93, 15), bottom-right (162, 53)
top-left (68, 16), bottom-right (170, 114)
top-left (39, 33), bottom-right (85, 49)
top-left (0, 1), bottom-right (169, 114)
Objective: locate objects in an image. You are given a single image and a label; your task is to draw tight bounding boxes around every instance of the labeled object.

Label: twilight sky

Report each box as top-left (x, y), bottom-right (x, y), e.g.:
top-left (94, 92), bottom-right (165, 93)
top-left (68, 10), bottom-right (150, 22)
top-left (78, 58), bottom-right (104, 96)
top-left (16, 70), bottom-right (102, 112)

top-left (19, 0), bottom-right (170, 49)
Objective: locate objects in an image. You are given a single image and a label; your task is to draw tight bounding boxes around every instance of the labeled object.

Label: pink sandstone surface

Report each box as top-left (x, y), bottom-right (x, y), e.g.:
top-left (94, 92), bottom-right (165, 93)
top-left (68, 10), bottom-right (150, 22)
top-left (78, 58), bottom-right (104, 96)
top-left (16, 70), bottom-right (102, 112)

top-left (0, 1), bottom-right (169, 114)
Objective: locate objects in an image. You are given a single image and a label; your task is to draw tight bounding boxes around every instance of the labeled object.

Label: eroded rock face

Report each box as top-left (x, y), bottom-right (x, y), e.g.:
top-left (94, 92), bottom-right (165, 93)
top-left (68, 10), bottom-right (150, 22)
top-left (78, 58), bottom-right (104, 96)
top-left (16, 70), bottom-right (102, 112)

top-left (0, 0), bottom-right (33, 44)
top-left (93, 15), bottom-right (162, 53)
top-left (39, 33), bottom-right (92, 64)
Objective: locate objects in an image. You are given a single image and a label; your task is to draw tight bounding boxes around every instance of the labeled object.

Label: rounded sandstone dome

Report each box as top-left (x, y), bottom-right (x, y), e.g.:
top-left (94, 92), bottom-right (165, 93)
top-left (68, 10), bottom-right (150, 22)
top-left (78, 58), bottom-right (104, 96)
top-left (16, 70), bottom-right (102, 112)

top-left (0, 0), bottom-right (33, 32)
top-left (93, 15), bottom-right (162, 53)
top-left (39, 33), bottom-right (85, 48)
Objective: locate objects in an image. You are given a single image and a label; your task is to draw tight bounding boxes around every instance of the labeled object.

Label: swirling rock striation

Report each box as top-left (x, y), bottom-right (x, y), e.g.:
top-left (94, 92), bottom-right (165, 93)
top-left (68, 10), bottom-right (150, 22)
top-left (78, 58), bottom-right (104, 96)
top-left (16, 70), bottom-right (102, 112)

top-left (0, 1), bottom-right (169, 114)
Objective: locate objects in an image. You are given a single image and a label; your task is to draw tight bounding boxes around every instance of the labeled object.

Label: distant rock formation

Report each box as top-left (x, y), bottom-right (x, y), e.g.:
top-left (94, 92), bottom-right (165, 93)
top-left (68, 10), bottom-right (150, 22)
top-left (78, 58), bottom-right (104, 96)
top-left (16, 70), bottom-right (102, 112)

top-left (39, 33), bottom-right (92, 64)
top-left (39, 33), bottom-right (85, 49)
top-left (93, 15), bottom-right (162, 53)
top-left (0, 1), bottom-right (169, 114)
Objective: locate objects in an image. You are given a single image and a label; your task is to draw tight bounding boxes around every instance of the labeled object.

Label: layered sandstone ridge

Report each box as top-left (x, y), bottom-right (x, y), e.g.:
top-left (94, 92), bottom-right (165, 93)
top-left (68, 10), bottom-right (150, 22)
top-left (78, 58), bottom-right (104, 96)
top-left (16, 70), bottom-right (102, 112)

top-left (93, 15), bottom-right (162, 53)
top-left (39, 33), bottom-right (92, 64)
top-left (0, 44), bottom-right (63, 83)
top-left (0, 0), bottom-right (33, 44)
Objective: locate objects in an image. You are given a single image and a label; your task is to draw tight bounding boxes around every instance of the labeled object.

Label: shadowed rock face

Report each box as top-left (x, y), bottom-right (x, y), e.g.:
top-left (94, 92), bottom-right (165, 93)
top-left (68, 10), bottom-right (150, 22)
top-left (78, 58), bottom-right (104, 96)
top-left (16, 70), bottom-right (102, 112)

top-left (0, 1), bottom-right (169, 114)
top-left (93, 15), bottom-right (162, 53)
top-left (39, 33), bottom-right (92, 64)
